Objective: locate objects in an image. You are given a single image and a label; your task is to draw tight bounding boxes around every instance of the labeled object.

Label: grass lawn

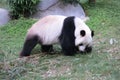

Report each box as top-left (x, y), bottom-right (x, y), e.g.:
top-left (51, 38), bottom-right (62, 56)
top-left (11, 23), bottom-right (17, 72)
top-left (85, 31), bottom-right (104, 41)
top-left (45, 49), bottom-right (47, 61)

top-left (0, 0), bottom-right (8, 9)
top-left (0, 0), bottom-right (120, 80)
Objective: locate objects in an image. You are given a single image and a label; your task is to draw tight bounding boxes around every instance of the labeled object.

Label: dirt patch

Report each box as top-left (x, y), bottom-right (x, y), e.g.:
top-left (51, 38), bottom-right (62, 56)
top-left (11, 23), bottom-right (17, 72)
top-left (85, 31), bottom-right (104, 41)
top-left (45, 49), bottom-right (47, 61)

top-left (42, 63), bottom-right (71, 78)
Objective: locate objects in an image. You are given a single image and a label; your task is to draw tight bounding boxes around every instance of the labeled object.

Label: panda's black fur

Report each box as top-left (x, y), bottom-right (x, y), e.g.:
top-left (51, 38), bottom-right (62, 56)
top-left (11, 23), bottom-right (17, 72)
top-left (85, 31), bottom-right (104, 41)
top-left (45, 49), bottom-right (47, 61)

top-left (59, 16), bottom-right (77, 55)
top-left (19, 15), bottom-right (93, 57)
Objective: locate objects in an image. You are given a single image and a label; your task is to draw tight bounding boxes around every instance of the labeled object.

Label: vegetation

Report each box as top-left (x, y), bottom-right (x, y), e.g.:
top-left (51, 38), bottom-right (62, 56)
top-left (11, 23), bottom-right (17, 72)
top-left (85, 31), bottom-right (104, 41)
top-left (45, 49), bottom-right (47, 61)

top-left (0, 0), bottom-right (8, 8)
top-left (0, 0), bottom-right (120, 80)
top-left (7, 0), bottom-right (40, 19)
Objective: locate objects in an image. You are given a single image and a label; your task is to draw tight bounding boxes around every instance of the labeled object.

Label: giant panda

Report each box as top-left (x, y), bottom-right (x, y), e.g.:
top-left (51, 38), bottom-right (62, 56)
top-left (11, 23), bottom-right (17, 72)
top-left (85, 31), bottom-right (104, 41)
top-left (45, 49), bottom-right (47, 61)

top-left (19, 15), bottom-right (94, 57)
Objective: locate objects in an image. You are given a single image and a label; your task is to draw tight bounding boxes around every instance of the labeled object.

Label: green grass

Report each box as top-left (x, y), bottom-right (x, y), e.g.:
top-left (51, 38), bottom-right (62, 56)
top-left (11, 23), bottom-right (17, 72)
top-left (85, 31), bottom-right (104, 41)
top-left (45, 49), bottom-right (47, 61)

top-left (0, 0), bottom-right (120, 80)
top-left (0, 0), bottom-right (8, 9)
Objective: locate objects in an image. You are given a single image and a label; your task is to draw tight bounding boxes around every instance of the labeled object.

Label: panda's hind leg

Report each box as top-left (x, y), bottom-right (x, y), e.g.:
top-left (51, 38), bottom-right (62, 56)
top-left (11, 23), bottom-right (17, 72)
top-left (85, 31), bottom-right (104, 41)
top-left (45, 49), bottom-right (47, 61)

top-left (41, 45), bottom-right (53, 52)
top-left (19, 35), bottom-right (38, 57)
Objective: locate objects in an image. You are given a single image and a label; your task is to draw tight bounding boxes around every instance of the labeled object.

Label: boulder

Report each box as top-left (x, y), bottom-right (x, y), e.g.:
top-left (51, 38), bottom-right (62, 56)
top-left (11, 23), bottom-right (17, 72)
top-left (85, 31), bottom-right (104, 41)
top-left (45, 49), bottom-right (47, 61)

top-left (38, 0), bottom-right (59, 11)
top-left (33, 0), bottom-right (88, 21)
top-left (0, 8), bottom-right (10, 26)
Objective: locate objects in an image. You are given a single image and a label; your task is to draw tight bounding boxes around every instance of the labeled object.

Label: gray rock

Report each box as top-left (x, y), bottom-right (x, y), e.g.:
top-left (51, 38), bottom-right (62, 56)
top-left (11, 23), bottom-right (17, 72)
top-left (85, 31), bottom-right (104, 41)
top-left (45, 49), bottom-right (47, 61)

top-left (33, 0), bottom-right (88, 21)
top-left (109, 38), bottom-right (118, 45)
top-left (38, 0), bottom-right (59, 11)
top-left (0, 8), bottom-right (10, 26)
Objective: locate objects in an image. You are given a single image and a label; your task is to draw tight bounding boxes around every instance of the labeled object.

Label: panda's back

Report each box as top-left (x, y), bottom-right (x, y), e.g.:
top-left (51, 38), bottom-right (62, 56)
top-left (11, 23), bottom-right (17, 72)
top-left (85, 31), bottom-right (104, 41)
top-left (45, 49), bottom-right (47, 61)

top-left (27, 15), bottom-right (66, 45)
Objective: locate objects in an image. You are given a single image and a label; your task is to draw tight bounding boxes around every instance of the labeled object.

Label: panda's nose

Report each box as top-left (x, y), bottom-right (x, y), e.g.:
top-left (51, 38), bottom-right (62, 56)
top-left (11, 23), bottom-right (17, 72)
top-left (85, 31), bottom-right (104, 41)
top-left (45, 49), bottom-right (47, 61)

top-left (85, 46), bottom-right (92, 53)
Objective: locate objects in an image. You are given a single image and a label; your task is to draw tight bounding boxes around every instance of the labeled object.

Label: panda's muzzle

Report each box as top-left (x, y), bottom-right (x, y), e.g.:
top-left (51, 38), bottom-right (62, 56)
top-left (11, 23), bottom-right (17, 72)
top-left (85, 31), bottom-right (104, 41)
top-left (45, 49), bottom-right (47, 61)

top-left (79, 45), bottom-right (92, 53)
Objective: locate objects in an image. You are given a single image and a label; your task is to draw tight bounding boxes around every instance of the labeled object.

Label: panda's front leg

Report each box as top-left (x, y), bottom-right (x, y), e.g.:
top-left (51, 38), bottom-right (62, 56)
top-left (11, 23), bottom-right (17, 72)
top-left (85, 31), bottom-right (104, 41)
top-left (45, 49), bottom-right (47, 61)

top-left (60, 41), bottom-right (76, 56)
top-left (59, 35), bottom-right (76, 56)
top-left (62, 46), bottom-right (76, 56)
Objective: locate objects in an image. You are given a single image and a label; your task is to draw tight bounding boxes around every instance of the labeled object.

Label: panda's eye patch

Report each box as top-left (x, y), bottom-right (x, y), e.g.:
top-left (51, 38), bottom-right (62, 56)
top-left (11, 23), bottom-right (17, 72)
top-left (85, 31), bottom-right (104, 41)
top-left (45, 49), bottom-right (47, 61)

top-left (80, 30), bottom-right (86, 37)
top-left (79, 43), bottom-right (83, 46)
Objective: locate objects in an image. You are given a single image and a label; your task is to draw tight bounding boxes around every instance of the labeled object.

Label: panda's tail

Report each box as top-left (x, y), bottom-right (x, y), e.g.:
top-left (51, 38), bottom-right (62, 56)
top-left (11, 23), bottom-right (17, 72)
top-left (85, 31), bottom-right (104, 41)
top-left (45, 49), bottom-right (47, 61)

top-left (19, 35), bottom-right (38, 57)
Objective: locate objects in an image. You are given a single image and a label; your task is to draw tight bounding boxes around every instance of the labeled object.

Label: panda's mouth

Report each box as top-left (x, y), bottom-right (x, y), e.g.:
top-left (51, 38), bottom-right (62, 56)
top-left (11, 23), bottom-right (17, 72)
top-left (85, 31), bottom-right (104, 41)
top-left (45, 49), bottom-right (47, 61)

top-left (78, 44), bottom-right (92, 53)
top-left (84, 46), bottom-right (92, 53)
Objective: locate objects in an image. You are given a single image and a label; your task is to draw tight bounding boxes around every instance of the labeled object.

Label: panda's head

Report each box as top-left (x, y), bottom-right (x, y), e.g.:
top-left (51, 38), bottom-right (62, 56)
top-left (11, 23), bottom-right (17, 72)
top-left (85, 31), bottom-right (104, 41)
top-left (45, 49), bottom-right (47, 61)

top-left (74, 17), bottom-right (94, 53)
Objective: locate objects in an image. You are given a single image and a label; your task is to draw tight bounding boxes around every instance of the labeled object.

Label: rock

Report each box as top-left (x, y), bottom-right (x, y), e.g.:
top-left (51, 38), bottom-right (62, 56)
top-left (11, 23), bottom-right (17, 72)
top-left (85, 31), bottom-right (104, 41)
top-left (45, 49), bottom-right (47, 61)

top-left (33, 0), bottom-right (88, 21)
top-left (38, 0), bottom-right (59, 11)
top-left (109, 38), bottom-right (118, 45)
top-left (0, 8), bottom-right (10, 26)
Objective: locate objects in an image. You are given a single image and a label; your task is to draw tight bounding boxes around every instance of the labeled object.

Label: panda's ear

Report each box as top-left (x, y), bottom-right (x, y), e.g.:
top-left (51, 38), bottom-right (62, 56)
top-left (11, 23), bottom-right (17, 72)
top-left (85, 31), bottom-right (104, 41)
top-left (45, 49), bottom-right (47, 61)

top-left (91, 30), bottom-right (94, 37)
top-left (80, 30), bottom-right (86, 37)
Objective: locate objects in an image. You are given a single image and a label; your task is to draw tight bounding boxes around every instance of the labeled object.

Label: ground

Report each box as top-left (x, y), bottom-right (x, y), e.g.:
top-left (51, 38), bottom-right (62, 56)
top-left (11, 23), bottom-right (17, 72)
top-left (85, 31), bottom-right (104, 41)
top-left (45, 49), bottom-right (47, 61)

top-left (0, 0), bottom-right (120, 80)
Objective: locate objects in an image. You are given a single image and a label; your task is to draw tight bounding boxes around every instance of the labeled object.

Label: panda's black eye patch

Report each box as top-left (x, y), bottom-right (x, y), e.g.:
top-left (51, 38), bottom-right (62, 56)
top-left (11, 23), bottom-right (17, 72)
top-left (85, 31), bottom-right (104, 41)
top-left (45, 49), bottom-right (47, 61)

top-left (80, 30), bottom-right (86, 37)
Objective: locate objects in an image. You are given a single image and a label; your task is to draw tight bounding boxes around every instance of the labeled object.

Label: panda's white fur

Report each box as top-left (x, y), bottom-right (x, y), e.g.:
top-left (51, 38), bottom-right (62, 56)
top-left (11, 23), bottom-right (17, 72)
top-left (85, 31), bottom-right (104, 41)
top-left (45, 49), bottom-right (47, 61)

top-left (20, 15), bottom-right (93, 57)
top-left (27, 15), bottom-right (66, 45)
top-left (74, 17), bottom-right (93, 51)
